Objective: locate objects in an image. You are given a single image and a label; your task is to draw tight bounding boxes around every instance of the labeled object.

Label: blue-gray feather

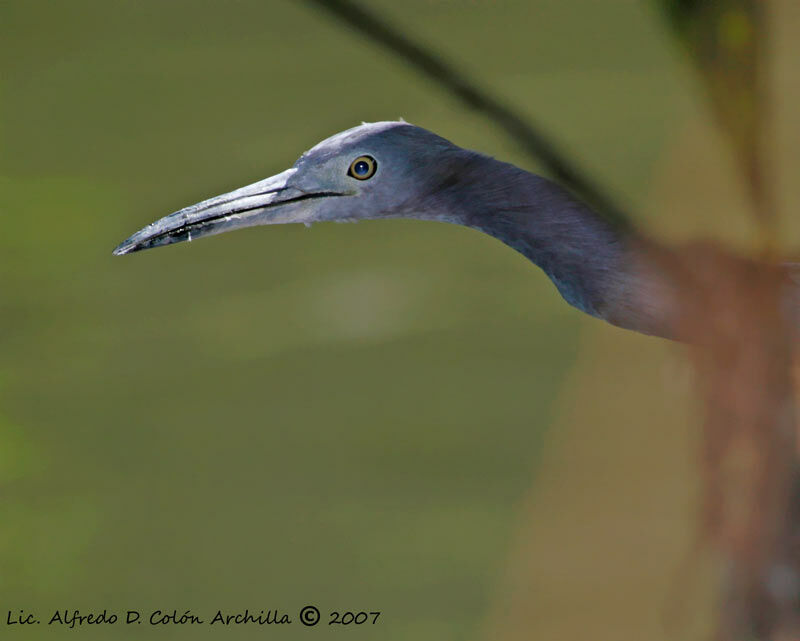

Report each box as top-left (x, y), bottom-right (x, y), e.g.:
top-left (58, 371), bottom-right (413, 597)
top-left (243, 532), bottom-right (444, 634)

top-left (336, 124), bottom-right (673, 336)
top-left (115, 120), bottom-right (796, 341)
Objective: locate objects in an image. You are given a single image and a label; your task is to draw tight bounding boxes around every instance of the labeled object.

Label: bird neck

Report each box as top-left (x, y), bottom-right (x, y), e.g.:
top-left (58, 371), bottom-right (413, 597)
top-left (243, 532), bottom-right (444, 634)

top-left (419, 152), bottom-right (674, 337)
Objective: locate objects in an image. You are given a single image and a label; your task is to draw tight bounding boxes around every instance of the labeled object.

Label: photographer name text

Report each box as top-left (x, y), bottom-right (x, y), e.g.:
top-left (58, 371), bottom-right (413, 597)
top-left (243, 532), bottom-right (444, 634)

top-left (5, 606), bottom-right (380, 628)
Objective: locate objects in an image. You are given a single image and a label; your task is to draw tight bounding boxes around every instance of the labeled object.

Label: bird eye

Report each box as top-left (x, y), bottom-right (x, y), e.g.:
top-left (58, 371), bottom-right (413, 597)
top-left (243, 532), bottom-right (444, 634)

top-left (348, 155), bottom-right (377, 180)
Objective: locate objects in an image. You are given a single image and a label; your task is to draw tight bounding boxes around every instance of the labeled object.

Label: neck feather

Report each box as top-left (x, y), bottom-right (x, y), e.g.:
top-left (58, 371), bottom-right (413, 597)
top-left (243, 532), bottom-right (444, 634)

top-left (415, 152), bottom-right (675, 338)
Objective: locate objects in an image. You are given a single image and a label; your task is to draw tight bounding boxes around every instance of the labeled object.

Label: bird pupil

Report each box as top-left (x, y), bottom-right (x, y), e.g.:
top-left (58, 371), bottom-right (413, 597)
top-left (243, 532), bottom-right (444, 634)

top-left (355, 161), bottom-right (369, 175)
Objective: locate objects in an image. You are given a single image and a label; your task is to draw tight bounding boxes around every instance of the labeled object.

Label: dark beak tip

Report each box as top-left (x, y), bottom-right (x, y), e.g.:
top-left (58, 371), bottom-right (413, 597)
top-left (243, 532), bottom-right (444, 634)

top-left (112, 239), bottom-right (138, 256)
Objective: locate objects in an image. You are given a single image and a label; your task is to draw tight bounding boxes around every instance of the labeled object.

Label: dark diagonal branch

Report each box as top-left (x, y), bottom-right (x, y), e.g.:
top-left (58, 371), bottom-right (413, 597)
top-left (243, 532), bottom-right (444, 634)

top-left (304, 0), bottom-right (633, 231)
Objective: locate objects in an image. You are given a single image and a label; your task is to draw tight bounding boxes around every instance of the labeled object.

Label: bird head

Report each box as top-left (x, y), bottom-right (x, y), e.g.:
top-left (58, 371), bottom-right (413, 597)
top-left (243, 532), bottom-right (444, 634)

top-left (113, 121), bottom-right (467, 255)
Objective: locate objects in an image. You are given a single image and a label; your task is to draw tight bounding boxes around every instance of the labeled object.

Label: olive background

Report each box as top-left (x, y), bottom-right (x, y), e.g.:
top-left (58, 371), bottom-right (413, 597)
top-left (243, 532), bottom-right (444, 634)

top-left (2, 1), bottom-right (799, 639)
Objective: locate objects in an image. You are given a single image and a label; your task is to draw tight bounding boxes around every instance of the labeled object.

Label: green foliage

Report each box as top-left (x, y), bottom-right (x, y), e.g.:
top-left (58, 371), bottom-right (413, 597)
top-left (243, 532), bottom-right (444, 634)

top-left (655, 0), bottom-right (769, 222)
top-left (0, 1), bottom-right (687, 638)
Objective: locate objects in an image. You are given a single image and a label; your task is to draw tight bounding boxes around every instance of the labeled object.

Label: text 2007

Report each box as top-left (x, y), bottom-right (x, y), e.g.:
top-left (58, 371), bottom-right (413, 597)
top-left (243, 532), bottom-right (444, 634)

top-left (329, 611), bottom-right (380, 625)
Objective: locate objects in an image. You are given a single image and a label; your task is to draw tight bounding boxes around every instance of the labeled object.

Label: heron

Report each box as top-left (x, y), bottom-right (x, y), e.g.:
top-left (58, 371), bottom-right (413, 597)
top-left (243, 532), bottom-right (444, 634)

top-left (113, 121), bottom-right (799, 340)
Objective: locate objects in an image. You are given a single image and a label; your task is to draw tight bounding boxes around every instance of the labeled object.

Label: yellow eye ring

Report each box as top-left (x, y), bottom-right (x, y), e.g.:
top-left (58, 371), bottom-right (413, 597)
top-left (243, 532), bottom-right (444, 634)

top-left (348, 155), bottom-right (377, 180)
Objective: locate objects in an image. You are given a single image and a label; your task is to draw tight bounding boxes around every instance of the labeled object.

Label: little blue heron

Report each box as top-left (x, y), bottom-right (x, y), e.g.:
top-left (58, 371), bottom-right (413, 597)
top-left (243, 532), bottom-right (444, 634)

top-left (113, 121), bottom-right (798, 339)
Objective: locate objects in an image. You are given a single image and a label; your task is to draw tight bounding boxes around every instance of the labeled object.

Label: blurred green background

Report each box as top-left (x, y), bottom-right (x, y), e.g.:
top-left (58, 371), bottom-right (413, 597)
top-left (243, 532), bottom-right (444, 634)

top-left (1, 1), bottom-right (797, 639)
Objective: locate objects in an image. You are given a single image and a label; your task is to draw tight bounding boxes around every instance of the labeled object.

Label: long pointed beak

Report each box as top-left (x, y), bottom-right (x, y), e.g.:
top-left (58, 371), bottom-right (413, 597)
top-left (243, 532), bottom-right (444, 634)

top-left (113, 168), bottom-right (339, 255)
